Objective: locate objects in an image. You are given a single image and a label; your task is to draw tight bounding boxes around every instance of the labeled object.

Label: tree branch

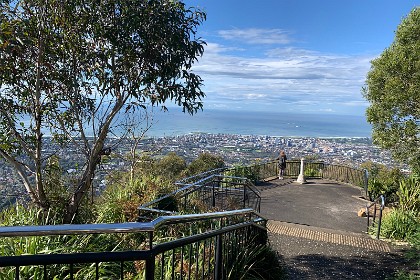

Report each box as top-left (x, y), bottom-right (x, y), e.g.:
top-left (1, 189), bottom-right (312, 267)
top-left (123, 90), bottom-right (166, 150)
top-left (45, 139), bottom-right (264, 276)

top-left (0, 148), bottom-right (41, 205)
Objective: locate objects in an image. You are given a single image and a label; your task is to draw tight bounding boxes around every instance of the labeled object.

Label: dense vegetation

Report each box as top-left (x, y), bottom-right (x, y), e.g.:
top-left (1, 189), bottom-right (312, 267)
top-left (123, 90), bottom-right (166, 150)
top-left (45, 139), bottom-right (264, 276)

top-left (363, 7), bottom-right (420, 174)
top-left (361, 161), bottom-right (419, 279)
top-left (363, 8), bottom-right (420, 278)
top-left (0, 0), bottom-right (206, 223)
top-left (0, 152), bottom-right (286, 279)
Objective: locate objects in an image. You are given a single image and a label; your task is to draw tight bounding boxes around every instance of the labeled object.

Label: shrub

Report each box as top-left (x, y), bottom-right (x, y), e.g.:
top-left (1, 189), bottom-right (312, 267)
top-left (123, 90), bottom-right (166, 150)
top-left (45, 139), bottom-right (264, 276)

top-left (376, 209), bottom-right (419, 241)
top-left (397, 178), bottom-right (420, 213)
top-left (304, 168), bottom-right (320, 177)
top-left (226, 243), bottom-right (286, 280)
top-left (361, 161), bottom-right (404, 201)
top-left (186, 152), bottom-right (225, 176)
top-left (227, 164), bottom-right (260, 183)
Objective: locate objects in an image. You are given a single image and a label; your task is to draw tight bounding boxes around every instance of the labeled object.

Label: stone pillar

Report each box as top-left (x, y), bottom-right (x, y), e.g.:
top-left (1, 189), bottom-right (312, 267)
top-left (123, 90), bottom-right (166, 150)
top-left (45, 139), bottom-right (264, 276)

top-left (296, 158), bottom-right (307, 184)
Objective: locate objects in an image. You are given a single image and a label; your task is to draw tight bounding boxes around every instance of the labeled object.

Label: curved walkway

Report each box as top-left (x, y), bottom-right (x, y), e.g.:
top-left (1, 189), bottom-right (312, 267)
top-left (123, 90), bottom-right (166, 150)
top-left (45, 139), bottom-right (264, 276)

top-left (258, 179), bottom-right (411, 279)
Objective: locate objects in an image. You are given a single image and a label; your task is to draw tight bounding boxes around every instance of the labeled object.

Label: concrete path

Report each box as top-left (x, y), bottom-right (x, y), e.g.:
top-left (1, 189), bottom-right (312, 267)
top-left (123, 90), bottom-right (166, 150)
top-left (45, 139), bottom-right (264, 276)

top-left (257, 179), bottom-right (411, 279)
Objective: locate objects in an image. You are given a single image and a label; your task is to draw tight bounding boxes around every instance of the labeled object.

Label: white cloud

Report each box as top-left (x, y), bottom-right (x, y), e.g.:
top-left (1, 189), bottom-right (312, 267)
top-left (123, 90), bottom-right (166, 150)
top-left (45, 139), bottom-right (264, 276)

top-left (218, 28), bottom-right (292, 45)
top-left (193, 28), bottom-right (376, 115)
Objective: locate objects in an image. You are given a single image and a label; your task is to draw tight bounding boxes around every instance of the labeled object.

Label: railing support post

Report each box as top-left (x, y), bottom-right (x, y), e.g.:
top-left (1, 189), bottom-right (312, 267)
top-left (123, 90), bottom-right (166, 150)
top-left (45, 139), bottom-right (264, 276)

top-left (376, 195), bottom-right (385, 240)
top-left (215, 234), bottom-right (223, 280)
top-left (376, 208), bottom-right (383, 240)
top-left (366, 205), bottom-right (370, 229)
top-left (212, 184), bottom-right (216, 207)
top-left (364, 169), bottom-right (369, 199)
top-left (145, 256), bottom-right (155, 280)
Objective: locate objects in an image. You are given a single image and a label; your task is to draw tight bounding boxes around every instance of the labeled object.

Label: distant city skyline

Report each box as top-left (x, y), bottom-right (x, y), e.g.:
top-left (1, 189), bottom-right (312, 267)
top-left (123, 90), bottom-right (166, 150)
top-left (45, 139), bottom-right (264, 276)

top-left (180, 0), bottom-right (420, 116)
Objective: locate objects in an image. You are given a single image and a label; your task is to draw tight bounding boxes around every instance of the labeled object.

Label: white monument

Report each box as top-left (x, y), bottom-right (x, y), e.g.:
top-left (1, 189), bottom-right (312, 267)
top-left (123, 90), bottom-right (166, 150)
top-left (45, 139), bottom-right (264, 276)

top-left (296, 158), bottom-right (307, 184)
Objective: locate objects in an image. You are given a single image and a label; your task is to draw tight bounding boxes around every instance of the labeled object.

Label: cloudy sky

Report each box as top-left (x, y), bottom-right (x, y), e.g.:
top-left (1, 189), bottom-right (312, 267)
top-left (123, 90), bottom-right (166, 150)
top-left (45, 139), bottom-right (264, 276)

top-left (183, 0), bottom-right (420, 116)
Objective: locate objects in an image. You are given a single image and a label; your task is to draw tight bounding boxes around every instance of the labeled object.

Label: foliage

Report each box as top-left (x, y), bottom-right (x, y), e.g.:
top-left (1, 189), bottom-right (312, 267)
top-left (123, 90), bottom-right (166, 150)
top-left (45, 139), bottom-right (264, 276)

top-left (397, 177), bottom-right (420, 212)
top-left (363, 7), bottom-right (420, 173)
top-left (155, 152), bottom-right (188, 181)
top-left (185, 152), bottom-right (225, 176)
top-left (111, 152), bottom-right (187, 187)
top-left (373, 208), bottom-right (420, 241)
top-left (304, 168), bottom-right (321, 177)
top-left (227, 163), bottom-right (261, 183)
top-left (390, 270), bottom-right (420, 280)
top-left (0, 204), bottom-right (147, 279)
top-left (0, 0), bottom-right (206, 222)
top-left (102, 151), bottom-right (225, 222)
top-left (226, 243), bottom-right (286, 280)
top-left (98, 174), bottom-right (175, 223)
top-left (43, 156), bottom-right (95, 224)
top-left (361, 161), bottom-right (404, 201)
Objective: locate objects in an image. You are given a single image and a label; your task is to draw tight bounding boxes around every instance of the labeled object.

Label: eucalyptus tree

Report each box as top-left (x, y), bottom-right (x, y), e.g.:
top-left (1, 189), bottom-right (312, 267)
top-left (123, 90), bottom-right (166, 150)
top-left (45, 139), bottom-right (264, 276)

top-left (0, 0), bottom-right (206, 222)
top-left (363, 8), bottom-right (420, 174)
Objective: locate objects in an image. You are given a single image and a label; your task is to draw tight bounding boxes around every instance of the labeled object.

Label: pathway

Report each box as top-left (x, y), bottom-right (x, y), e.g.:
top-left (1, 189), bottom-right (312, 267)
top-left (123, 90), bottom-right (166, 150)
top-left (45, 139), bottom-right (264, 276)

top-left (258, 179), bottom-right (412, 279)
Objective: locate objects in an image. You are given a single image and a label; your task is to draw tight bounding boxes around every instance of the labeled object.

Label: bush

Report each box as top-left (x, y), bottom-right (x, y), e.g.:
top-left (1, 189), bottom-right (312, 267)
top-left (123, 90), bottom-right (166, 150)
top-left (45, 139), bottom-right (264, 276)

top-left (227, 164), bottom-right (261, 183)
top-left (0, 205), bottom-right (130, 279)
top-left (376, 209), bottom-right (419, 241)
top-left (304, 168), bottom-right (321, 177)
top-left (397, 178), bottom-right (420, 212)
top-left (98, 175), bottom-right (176, 223)
top-left (226, 243), bottom-right (286, 280)
top-left (361, 161), bottom-right (404, 201)
top-left (186, 152), bottom-right (225, 176)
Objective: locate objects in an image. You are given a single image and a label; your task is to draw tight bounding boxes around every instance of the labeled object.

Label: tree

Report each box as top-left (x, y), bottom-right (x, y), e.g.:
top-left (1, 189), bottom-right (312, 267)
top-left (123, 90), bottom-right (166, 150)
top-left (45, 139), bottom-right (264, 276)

top-left (0, 0), bottom-right (206, 223)
top-left (186, 152), bottom-right (225, 176)
top-left (363, 8), bottom-right (420, 174)
top-left (156, 152), bottom-right (187, 180)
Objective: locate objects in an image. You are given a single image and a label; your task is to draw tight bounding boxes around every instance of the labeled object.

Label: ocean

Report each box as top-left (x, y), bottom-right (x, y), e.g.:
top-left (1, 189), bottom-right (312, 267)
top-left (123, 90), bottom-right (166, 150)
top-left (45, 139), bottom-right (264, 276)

top-left (147, 109), bottom-right (372, 138)
top-left (23, 108), bottom-right (371, 138)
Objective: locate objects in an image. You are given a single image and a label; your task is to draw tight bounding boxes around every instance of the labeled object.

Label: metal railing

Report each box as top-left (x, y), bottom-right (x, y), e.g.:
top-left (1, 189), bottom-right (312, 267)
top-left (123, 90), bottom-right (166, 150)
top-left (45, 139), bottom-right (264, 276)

top-left (0, 160), bottom-right (370, 279)
top-left (0, 209), bottom-right (266, 280)
top-left (366, 195), bottom-right (386, 239)
top-left (138, 174), bottom-right (261, 221)
top-left (227, 160), bottom-right (367, 192)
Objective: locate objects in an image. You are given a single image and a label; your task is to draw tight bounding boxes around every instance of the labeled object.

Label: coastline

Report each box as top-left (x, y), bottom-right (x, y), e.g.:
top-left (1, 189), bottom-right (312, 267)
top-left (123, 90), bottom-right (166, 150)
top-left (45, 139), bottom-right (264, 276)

top-left (147, 109), bottom-right (372, 138)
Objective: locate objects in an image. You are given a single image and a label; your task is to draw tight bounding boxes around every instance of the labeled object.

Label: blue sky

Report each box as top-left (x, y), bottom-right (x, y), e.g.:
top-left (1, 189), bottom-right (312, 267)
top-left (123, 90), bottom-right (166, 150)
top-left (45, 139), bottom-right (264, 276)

top-left (182, 0), bottom-right (420, 116)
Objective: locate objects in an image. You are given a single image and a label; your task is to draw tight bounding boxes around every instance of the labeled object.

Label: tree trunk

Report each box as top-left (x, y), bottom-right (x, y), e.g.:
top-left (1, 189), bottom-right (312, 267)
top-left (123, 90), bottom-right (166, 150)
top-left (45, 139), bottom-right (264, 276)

top-left (63, 98), bottom-right (125, 223)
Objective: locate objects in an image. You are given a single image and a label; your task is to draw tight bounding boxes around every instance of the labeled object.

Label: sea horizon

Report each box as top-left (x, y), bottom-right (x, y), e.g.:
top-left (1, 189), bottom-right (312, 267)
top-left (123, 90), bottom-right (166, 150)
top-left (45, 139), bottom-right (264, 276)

top-left (145, 108), bottom-right (372, 138)
top-left (23, 108), bottom-right (372, 139)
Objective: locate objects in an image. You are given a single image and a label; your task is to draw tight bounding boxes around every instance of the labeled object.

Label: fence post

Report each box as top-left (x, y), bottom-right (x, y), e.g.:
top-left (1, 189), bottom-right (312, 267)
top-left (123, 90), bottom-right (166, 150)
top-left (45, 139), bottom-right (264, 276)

top-left (243, 184), bottom-right (247, 209)
top-left (212, 184), bottom-right (216, 207)
top-left (145, 256), bottom-right (155, 280)
top-left (215, 234), bottom-right (223, 280)
top-left (376, 195), bottom-right (385, 240)
top-left (364, 169), bottom-right (369, 199)
top-left (376, 208), bottom-right (383, 240)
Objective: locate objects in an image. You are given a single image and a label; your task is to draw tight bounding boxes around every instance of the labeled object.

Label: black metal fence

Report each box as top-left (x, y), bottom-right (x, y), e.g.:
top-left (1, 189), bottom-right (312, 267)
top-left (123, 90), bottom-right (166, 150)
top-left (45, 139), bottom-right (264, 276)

top-left (226, 160), bottom-right (367, 192)
top-left (366, 195), bottom-right (386, 239)
top-left (138, 174), bottom-right (261, 221)
top-left (0, 209), bottom-right (266, 280)
top-left (0, 160), bottom-right (369, 279)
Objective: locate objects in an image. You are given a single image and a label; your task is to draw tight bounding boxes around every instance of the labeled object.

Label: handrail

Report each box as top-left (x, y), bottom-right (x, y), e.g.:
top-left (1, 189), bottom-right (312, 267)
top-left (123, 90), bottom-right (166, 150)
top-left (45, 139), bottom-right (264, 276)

top-left (175, 168), bottom-right (227, 185)
top-left (140, 174), bottom-right (215, 209)
top-left (0, 218), bottom-right (268, 280)
top-left (139, 173), bottom-right (261, 216)
top-left (0, 208), bottom-right (260, 238)
top-left (366, 195), bottom-right (385, 239)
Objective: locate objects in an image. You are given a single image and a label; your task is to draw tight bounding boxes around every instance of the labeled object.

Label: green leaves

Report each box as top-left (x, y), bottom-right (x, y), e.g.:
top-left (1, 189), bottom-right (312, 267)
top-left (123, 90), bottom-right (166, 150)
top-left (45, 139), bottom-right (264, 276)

top-left (1, 0), bottom-right (207, 221)
top-left (363, 8), bottom-right (420, 172)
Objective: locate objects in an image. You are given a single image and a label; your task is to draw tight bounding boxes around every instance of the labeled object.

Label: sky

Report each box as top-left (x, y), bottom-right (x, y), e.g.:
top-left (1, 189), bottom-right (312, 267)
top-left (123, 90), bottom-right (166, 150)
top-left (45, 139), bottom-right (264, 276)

top-left (181, 0), bottom-right (420, 116)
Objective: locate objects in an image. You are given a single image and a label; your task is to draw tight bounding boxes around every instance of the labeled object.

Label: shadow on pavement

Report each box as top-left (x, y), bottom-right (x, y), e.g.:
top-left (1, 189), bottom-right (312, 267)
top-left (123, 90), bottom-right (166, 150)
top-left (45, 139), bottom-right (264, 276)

top-left (283, 251), bottom-right (411, 280)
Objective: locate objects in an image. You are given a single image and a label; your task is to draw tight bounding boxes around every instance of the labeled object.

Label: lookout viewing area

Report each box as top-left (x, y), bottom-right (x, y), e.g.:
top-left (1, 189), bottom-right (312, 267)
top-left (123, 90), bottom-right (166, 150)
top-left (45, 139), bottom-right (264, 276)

top-left (0, 160), bottom-right (409, 279)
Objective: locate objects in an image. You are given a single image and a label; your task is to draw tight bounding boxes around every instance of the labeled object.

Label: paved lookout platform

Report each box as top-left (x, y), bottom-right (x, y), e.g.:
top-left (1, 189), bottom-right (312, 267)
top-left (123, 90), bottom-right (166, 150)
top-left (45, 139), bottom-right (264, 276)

top-left (257, 179), bottom-right (412, 279)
